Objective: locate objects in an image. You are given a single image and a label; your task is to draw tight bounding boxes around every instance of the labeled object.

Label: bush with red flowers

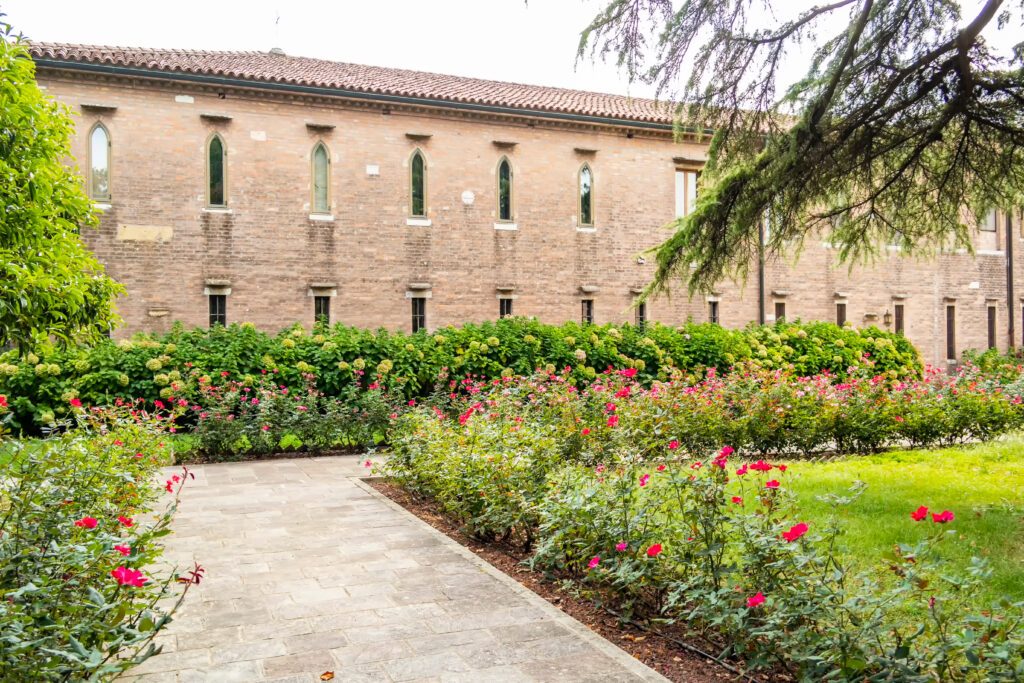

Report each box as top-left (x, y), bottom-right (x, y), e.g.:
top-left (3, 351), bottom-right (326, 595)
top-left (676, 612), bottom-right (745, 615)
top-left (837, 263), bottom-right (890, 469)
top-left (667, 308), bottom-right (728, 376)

top-left (0, 404), bottom-right (199, 680)
top-left (384, 367), bottom-right (1024, 680)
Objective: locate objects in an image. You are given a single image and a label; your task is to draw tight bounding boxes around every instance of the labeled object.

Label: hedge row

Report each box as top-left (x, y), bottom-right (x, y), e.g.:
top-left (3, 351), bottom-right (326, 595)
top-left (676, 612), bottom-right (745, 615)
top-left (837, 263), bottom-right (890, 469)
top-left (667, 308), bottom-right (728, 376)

top-left (0, 317), bottom-right (921, 432)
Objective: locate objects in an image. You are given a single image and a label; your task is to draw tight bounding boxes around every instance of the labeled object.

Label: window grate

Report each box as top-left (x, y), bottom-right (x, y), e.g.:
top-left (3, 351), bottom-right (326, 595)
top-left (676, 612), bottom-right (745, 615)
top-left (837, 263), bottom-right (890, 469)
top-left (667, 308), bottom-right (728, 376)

top-left (411, 297), bottom-right (426, 333)
top-left (499, 298), bottom-right (513, 318)
top-left (581, 299), bottom-right (594, 325)
top-left (209, 295), bottom-right (226, 328)
top-left (709, 300), bottom-right (719, 325)
top-left (314, 296), bottom-right (331, 325)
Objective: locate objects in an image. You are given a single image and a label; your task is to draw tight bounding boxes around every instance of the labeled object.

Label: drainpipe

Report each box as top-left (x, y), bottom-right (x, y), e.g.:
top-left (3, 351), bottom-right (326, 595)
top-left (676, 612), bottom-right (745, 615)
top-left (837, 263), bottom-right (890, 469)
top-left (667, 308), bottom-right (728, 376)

top-left (758, 217), bottom-right (766, 325)
top-left (1008, 210), bottom-right (1016, 351)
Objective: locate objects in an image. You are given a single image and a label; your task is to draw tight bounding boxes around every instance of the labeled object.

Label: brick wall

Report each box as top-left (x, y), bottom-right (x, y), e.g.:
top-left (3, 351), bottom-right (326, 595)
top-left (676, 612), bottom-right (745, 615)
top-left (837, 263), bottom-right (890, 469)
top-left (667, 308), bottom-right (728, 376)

top-left (38, 71), bottom-right (1024, 367)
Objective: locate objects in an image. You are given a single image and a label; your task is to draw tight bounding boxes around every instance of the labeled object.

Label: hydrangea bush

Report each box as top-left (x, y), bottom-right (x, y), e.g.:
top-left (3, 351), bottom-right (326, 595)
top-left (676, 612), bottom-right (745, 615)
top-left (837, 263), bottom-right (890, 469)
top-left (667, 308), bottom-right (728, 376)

top-left (0, 318), bottom-right (919, 432)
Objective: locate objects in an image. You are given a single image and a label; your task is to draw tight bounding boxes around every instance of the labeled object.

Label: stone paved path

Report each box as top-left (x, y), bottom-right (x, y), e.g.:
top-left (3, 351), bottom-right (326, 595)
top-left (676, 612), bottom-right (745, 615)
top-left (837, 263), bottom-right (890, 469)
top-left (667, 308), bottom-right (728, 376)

top-left (127, 457), bottom-right (667, 682)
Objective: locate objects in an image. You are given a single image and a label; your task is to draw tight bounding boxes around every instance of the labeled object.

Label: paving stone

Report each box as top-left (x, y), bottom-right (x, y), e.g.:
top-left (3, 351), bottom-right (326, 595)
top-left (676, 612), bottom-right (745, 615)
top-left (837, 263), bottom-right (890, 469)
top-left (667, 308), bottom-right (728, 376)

top-left (385, 651), bottom-right (472, 681)
top-left (130, 458), bottom-right (664, 682)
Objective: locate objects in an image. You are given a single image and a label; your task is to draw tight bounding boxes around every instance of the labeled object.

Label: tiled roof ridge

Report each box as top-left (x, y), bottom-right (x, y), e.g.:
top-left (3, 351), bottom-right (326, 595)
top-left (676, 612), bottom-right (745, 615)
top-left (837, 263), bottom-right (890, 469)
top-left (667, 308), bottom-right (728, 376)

top-left (28, 42), bottom-right (677, 125)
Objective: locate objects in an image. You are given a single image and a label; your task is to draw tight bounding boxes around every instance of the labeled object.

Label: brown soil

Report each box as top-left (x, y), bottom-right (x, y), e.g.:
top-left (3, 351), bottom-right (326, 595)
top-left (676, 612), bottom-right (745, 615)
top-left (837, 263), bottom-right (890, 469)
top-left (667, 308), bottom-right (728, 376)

top-left (369, 478), bottom-right (767, 683)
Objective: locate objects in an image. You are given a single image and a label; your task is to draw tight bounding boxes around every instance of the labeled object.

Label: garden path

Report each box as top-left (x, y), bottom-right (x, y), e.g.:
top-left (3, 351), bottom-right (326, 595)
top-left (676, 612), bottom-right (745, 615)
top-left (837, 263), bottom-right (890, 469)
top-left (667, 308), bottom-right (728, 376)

top-left (126, 456), bottom-right (666, 682)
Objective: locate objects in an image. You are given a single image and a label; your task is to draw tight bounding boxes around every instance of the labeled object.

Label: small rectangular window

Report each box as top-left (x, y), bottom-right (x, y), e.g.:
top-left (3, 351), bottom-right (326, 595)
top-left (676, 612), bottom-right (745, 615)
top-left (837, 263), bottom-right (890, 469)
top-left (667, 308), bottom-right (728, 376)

top-left (980, 209), bottom-right (998, 232)
top-left (988, 306), bottom-right (997, 349)
top-left (411, 297), bottom-right (426, 333)
top-left (946, 305), bottom-right (956, 360)
top-left (674, 169), bottom-right (700, 218)
top-left (708, 300), bottom-right (719, 324)
top-left (209, 294), bottom-right (226, 328)
top-left (894, 304), bottom-right (905, 335)
top-left (499, 298), bottom-right (513, 318)
top-left (581, 299), bottom-right (594, 325)
top-left (635, 302), bottom-right (647, 329)
top-left (314, 296), bottom-right (331, 325)
top-left (774, 301), bottom-right (786, 323)
top-left (836, 302), bottom-right (847, 326)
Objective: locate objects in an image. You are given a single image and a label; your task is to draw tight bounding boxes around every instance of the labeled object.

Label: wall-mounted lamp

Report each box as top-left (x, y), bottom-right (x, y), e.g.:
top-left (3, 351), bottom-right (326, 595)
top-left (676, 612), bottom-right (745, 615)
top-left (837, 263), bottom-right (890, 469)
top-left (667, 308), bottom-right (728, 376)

top-left (883, 309), bottom-right (893, 328)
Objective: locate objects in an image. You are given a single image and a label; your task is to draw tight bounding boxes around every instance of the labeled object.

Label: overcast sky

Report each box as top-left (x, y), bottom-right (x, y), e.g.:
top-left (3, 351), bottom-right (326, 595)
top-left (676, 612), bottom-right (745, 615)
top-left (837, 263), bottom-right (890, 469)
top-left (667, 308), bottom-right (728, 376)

top-left (5, 0), bottom-right (1018, 101)
top-left (5, 0), bottom-right (666, 98)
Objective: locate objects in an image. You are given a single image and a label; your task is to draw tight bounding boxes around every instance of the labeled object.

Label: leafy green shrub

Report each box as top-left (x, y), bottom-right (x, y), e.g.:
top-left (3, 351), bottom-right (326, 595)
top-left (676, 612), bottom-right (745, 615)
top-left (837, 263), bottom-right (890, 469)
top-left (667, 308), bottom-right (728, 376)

top-left (0, 402), bottom-right (199, 680)
top-left (0, 318), bottom-right (921, 433)
top-left (384, 370), bottom-right (1024, 679)
top-left (185, 373), bottom-right (398, 461)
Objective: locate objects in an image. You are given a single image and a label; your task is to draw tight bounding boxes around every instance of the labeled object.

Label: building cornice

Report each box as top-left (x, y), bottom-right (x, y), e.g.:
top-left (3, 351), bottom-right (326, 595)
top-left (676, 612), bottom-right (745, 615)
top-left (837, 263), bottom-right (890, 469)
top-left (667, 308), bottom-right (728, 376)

top-left (35, 58), bottom-right (709, 141)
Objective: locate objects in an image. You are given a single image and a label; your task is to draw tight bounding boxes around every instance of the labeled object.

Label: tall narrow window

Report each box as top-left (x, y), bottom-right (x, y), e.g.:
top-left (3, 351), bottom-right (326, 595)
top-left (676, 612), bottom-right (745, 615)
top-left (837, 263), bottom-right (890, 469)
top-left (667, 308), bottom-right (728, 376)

top-left (207, 134), bottom-right (226, 207)
top-left (497, 157), bottom-right (513, 222)
top-left (581, 299), bottom-right (594, 325)
top-left (578, 164), bottom-right (593, 227)
top-left (411, 297), bottom-right (426, 333)
top-left (635, 302), bottom-right (647, 329)
top-left (314, 296), bottom-right (331, 325)
top-left (88, 123), bottom-right (111, 201)
top-left (980, 209), bottom-right (998, 232)
top-left (836, 303), bottom-right (847, 326)
top-left (410, 150), bottom-right (426, 217)
top-left (946, 305), bottom-right (956, 360)
top-left (209, 295), bottom-right (226, 328)
top-left (709, 300), bottom-right (720, 324)
top-left (894, 304), bottom-right (905, 335)
top-left (988, 306), bottom-right (997, 349)
top-left (674, 169), bottom-right (700, 217)
top-left (774, 302), bottom-right (786, 323)
top-left (499, 298), bottom-right (513, 318)
top-left (312, 143), bottom-right (330, 214)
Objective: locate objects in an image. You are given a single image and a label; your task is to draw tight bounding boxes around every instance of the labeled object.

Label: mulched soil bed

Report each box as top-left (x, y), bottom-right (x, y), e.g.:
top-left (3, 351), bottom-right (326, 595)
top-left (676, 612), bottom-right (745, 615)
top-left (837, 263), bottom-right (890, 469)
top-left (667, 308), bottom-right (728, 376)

top-left (369, 478), bottom-right (767, 683)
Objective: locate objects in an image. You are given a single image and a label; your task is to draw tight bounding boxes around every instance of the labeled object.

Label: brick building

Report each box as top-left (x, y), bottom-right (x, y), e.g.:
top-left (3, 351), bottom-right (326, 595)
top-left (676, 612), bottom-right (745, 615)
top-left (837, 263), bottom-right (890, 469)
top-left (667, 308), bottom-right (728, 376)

top-left (29, 43), bottom-right (1024, 366)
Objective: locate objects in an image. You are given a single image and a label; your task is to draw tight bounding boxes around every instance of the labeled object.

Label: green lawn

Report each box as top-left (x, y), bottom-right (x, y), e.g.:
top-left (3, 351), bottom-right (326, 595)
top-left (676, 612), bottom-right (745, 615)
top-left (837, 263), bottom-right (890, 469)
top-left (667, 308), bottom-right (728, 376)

top-left (786, 436), bottom-right (1024, 606)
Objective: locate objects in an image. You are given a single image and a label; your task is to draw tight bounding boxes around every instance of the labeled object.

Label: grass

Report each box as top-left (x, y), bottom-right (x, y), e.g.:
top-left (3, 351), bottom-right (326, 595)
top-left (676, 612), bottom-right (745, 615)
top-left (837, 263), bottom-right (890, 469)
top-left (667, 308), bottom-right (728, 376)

top-left (787, 435), bottom-right (1024, 606)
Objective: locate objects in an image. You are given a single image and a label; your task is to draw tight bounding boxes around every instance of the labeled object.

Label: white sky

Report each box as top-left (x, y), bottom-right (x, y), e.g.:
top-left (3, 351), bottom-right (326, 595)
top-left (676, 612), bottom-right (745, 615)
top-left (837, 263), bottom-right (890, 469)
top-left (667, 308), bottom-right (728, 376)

top-left (5, 0), bottom-right (1018, 101)
top-left (4, 0), bottom-right (665, 98)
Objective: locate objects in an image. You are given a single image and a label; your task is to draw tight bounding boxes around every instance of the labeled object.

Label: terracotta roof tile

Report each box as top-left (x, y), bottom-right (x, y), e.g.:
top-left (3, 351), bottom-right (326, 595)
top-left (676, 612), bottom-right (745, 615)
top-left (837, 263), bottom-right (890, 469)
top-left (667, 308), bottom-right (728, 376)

top-left (29, 43), bottom-right (676, 126)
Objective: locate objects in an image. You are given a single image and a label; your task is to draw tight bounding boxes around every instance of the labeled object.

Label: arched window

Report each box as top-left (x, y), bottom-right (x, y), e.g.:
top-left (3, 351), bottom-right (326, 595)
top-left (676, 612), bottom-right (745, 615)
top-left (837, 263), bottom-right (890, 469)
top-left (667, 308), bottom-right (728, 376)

top-left (311, 143), bottom-right (330, 214)
top-left (410, 149), bottom-right (426, 217)
top-left (497, 157), bottom-right (513, 222)
top-left (578, 164), bottom-right (593, 226)
top-left (207, 134), bottom-right (226, 207)
top-left (88, 123), bottom-right (111, 201)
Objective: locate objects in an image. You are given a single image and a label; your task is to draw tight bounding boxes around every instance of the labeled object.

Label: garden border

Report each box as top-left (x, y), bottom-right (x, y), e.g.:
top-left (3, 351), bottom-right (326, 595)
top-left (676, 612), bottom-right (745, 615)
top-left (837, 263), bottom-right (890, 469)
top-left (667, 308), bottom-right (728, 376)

top-left (353, 476), bottom-right (670, 683)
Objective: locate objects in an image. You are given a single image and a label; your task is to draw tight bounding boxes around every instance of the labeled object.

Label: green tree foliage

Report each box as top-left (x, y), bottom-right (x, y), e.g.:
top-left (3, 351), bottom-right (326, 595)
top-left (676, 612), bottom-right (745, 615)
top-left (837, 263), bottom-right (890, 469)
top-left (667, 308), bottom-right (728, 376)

top-left (0, 20), bottom-right (121, 350)
top-left (579, 0), bottom-right (1024, 294)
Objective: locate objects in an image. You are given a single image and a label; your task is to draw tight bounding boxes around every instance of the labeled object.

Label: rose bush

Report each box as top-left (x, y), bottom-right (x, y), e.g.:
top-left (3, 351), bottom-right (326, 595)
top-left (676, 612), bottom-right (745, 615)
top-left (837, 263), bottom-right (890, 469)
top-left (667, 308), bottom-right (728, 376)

top-left (0, 400), bottom-right (198, 680)
top-left (383, 368), bottom-right (1024, 679)
top-left (0, 318), bottom-right (919, 432)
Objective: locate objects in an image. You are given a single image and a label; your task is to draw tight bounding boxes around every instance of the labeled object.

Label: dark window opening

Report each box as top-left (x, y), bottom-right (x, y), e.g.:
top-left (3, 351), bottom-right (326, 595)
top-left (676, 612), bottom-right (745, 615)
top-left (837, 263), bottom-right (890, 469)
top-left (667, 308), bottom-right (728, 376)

top-left (774, 301), bottom-right (786, 323)
top-left (314, 296), bottom-right (331, 325)
top-left (635, 302), bottom-right (647, 329)
top-left (946, 305), bottom-right (956, 360)
top-left (209, 294), bottom-right (226, 328)
top-left (208, 135), bottom-right (225, 207)
top-left (579, 165), bottom-right (593, 226)
top-left (709, 300), bottom-right (719, 324)
top-left (988, 306), bottom-right (997, 349)
top-left (410, 150), bottom-right (426, 217)
top-left (836, 303), bottom-right (847, 327)
top-left (498, 158), bottom-right (513, 221)
top-left (894, 304), bottom-right (905, 335)
top-left (411, 297), bottom-right (426, 333)
top-left (499, 298), bottom-right (513, 318)
top-left (581, 299), bottom-right (594, 325)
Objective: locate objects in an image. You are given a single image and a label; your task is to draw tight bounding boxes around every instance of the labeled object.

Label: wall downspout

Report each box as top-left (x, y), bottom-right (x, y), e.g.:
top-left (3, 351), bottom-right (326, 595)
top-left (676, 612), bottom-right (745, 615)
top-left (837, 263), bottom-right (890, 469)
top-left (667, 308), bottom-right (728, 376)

top-left (1007, 210), bottom-right (1016, 351)
top-left (758, 217), bottom-right (766, 325)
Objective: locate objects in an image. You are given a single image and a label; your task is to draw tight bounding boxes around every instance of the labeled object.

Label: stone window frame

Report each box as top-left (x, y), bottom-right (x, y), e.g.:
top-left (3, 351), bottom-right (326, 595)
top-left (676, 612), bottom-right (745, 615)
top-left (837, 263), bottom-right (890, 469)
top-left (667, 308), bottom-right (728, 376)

top-left (409, 148), bottom-right (427, 219)
top-left (578, 163), bottom-right (594, 227)
top-left (496, 156), bottom-right (514, 223)
top-left (310, 141), bottom-right (331, 215)
top-left (206, 133), bottom-right (228, 208)
top-left (87, 122), bottom-right (112, 202)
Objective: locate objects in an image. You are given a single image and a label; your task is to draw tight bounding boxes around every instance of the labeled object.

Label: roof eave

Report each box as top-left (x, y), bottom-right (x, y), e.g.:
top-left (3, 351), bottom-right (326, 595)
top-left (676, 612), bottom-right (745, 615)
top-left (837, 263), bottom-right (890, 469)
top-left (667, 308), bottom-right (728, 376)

top-left (34, 57), bottom-right (690, 133)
